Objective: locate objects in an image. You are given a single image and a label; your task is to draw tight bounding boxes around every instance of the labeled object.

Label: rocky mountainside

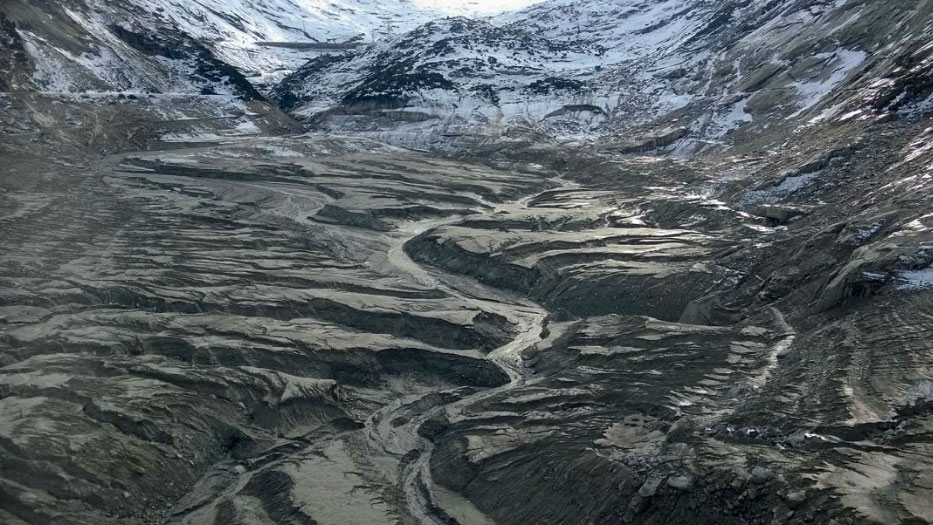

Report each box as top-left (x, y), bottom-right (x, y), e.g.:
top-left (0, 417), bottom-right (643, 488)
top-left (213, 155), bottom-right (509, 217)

top-left (0, 0), bottom-right (459, 96)
top-left (1, 0), bottom-right (263, 97)
top-left (274, 0), bottom-right (931, 151)
top-left (1, 1), bottom-right (933, 525)
top-left (100, 0), bottom-right (462, 86)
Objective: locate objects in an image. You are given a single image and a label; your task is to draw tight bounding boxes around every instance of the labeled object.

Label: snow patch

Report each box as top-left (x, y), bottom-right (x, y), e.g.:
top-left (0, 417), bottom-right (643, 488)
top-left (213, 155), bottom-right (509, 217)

top-left (908, 380), bottom-right (933, 404)
top-left (855, 221), bottom-right (884, 244)
top-left (160, 132), bottom-right (226, 143)
top-left (708, 97), bottom-right (753, 138)
top-left (788, 49), bottom-right (867, 118)
top-left (896, 267), bottom-right (933, 291)
top-left (744, 170), bottom-right (825, 204)
top-left (234, 121), bottom-right (261, 135)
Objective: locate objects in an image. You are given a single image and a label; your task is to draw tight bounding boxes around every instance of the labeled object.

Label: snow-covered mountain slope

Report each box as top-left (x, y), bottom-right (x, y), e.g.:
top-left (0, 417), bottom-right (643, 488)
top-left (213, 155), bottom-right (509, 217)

top-left (273, 16), bottom-right (610, 147)
top-left (0, 0), bottom-right (262, 98)
top-left (4, 0), bottom-right (930, 152)
top-left (273, 0), bottom-right (933, 151)
top-left (0, 0), bottom-right (459, 95)
top-left (111, 0), bottom-right (458, 86)
top-left (0, 0), bottom-right (306, 157)
top-left (498, 0), bottom-right (707, 62)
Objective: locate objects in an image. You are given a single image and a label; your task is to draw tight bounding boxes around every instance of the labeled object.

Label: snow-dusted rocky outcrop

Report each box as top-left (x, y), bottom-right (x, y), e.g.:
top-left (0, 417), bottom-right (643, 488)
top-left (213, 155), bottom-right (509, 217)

top-left (0, 0), bottom-right (455, 96)
top-left (105, 0), bottom-right (459, 85)
top-left (5, 0), bottom-right (927, 152)
top-left (273, 0), bottom-right (931, 152)
top-left (0, 0), bottom-right (262, 98)
top-left (273, 16), bottom-right (611, 147)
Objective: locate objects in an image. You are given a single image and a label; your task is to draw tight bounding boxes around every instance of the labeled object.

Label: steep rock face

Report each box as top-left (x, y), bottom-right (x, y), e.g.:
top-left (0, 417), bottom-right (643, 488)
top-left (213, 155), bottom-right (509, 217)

top-left (0, 0), bottom-right (458, 95)
top-left (271, 15), bottom-right (628, 147)
top-left (99, 0), bottom-right (458, 86)
top-left (273, 16), bottom-right (609, 147)
top-left (273, 0), bottom-right (932, 151)
top-left (0, 0), bottom-right (308, 170)
top-left (0, 0), bottom-right (262, 98)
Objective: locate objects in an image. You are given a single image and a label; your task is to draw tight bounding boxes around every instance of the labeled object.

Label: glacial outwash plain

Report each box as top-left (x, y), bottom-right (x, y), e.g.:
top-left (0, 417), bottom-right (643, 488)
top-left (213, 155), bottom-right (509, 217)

top-left (1, 0), bottom-right (932, 524)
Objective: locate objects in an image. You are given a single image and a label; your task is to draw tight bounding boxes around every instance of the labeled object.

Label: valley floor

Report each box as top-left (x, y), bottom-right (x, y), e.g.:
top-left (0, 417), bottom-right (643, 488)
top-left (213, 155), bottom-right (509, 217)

top-left (2, 112), bottom-right (933, 524)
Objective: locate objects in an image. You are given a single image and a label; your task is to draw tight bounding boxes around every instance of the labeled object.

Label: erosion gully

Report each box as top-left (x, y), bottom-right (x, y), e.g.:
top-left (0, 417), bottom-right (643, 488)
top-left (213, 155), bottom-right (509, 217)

top-left (130, 139), bottom-right (577, 524)
top-left (368, 182), bottom-right (580, 525)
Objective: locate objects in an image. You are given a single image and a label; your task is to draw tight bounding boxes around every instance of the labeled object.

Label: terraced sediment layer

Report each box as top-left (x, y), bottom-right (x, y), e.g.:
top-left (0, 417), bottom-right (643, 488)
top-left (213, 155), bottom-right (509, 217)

top-left (2, 0), bottom-right (932, 521)
top-left (418, 118), bottom-right (933, 525)
top-left (0, 135), bottom-right (551, 524)
top-left (4, 118), bottom-right (933, 525)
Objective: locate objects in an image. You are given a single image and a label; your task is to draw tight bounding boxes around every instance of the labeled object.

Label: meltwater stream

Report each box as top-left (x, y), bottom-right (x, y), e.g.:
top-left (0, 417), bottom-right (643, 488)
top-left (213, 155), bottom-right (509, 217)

top-left (364, 182), bottom-right (580, 524)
